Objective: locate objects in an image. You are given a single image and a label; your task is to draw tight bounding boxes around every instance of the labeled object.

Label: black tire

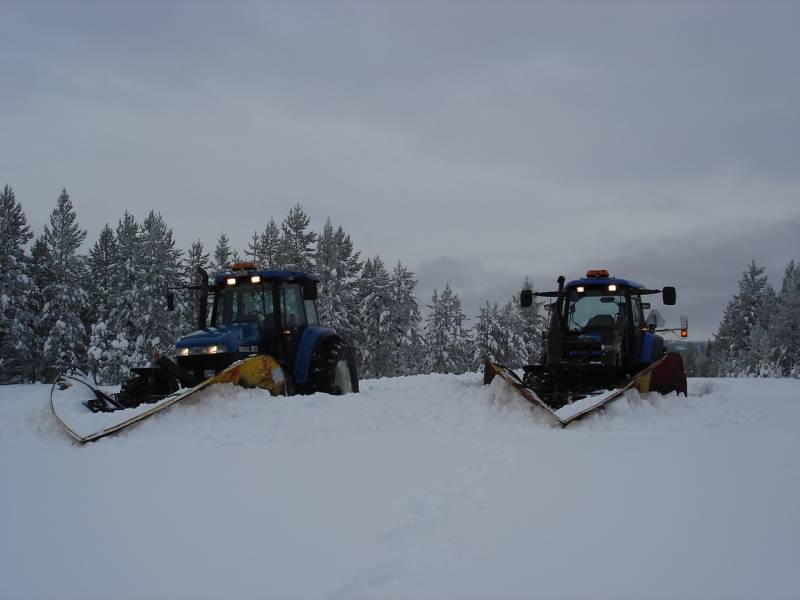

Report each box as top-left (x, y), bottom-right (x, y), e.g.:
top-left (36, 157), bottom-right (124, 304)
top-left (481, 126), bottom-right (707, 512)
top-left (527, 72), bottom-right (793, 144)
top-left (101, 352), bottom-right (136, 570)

top-left (308, 338), bottom-right (359, 395)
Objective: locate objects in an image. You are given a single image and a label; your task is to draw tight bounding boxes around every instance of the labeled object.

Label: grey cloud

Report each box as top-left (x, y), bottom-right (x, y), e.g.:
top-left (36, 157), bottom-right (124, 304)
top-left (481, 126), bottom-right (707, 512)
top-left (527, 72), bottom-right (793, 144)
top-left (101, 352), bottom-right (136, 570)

top-left (2, 0), bottom-right (798, 335)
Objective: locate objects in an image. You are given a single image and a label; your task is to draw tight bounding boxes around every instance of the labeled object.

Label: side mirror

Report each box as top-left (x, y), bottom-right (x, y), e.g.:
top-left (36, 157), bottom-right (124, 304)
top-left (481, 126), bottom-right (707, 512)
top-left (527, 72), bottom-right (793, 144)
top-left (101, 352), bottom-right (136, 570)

top-left (302, 280), bottom-right (318, 301)
top-left (662, 286), bottom-right (676, 305)
top-left (167, 291), bottom-right (176, 312)
top-left (520, 289), bottom-right (533, 308)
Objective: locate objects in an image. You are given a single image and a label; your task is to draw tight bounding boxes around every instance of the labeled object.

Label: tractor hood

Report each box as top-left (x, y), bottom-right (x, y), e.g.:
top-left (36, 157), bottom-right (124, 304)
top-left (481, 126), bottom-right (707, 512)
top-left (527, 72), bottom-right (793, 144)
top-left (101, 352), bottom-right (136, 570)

top-left (175, 323), bottom-right (261, 355)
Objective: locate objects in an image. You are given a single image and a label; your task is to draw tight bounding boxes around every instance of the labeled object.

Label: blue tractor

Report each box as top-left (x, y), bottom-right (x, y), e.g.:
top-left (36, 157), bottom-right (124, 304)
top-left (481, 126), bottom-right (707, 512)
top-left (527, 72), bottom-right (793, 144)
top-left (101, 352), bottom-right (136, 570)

top-left (114, 262), bottom-right (359, 409)
top-left (485, 269), bottom-right (687, 426)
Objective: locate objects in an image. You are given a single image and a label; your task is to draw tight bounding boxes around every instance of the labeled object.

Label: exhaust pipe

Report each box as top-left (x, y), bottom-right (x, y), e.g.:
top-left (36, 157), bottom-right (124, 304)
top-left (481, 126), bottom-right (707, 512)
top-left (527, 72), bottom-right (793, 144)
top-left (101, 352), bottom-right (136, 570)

top-left (197, 267), bottom-right (209, 330)
top-left (546, 276), bottom-right (566, 368)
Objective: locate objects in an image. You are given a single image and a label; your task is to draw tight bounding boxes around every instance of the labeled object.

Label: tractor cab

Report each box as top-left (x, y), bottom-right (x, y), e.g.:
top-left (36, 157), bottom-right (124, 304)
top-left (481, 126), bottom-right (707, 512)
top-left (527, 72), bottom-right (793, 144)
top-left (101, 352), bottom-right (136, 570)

top-left (174, 262), bottom-right (325, 385)
top-left (522, 269), bottom-right (679, 380)
top-left (559, 273), bottom-right (653, 369)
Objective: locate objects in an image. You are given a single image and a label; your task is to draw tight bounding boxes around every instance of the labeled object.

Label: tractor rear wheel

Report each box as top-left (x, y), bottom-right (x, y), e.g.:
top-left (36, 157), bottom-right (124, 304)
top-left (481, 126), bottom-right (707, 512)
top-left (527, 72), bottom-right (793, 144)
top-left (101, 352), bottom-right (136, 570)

top-left (309, 339), bottom-right (359, 395)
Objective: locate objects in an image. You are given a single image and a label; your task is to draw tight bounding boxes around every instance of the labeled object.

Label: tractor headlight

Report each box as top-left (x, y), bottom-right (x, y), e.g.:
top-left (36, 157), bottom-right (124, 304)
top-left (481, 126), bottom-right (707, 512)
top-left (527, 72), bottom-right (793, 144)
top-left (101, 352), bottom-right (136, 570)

top-left (576, 286), bottom-right (585, 293)
top-left (178, 348), bottom-right (189, 357)
top-left (608, 284), bottom-right (617, 292)
top-left (207, 345), bottom-right (220, 354)
top-left (226, 277), bottom-right (237, 286)
top-left (250, 275), bottom-right (261, 284)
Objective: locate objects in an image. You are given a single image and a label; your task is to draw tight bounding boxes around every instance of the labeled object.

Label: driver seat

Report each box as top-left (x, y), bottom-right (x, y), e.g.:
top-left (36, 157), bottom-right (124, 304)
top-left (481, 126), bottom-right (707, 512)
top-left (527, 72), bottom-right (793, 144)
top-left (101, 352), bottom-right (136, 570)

top-left (584, 314), bottom-right (615, 330)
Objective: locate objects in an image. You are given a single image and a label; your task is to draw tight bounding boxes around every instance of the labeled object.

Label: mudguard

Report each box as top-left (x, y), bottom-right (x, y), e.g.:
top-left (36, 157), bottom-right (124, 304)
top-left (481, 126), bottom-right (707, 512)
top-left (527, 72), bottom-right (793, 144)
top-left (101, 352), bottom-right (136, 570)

top-left (293, 327), bottom-right (336, 385)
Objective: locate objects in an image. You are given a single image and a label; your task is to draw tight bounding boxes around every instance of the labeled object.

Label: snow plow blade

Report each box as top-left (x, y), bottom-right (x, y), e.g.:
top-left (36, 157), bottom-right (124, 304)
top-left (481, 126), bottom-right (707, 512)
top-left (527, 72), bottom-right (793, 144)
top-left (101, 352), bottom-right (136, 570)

top-left (484, 352), bottom-right (687, 427)
top-left (50, 355), bottom-right (286, 444)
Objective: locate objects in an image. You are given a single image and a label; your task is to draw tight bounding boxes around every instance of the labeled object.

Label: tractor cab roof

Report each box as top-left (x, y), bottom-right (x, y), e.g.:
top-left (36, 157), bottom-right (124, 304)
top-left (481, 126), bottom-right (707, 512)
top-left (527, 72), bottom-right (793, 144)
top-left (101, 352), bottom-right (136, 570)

top-left (566, 277), bottom-right (645, 290)
top-left (214, 263), bottom-right (319, 286)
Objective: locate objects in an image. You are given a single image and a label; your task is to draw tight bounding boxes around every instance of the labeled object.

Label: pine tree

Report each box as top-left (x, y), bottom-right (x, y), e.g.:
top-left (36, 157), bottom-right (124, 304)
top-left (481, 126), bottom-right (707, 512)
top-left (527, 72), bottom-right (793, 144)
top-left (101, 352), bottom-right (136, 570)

top-left (85, 225), bottom-right (119, 381)
top-left (39, 189), bottom-right (88, 380)
top-left (211, 232), bottom-right (231, 275)
top-left (497, 299), bottom-right (527, 368)
top-left (279, 204), bottom-right (316, 271)
top-left (472, 296), bottom-right (529, 369)
top-left (85, 225), bottom-right (118, 323)
top-left (518, 277), bottom-right (545, 365)
top-left (246, 231), bottom-right (261, 263)
top-left (314, 218), bottom-right (362, 343)
top-left (183, 239), bottom-right (210, 332)
top-left (259, 219), bottom-right (282, 268)
top-left (0, 185), bottom-right (37, 382)
top-left (768, 261), bottom-right (800, 376)
top-left (137, 211), bottom-right (185, 362)
top-left (88, 212), bottom-right (141, 383)
top-left (710, 260), bottom-right (770, 376)
top-left (386, 261), bottom-right (423, 376)
top-left (358, 256), bottom-right (393, 378)
top-left (474, 301), bottom-right (503, 365)
top-left (27, 237), bottom-right (50, 381)
top-left (422, 284), bottom-right (473, 374)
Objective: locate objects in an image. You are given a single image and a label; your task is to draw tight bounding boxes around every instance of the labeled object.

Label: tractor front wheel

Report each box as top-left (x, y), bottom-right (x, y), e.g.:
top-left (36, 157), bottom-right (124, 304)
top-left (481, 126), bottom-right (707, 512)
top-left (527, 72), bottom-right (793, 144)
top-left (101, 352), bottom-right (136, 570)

top-left (309, 339), bottom-right (359, 395)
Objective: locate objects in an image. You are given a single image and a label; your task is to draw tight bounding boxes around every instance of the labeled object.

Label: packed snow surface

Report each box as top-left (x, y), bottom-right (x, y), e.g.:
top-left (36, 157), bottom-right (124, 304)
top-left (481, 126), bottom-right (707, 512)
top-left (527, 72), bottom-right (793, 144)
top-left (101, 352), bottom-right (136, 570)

top-left (2, 375), bottom-right (799, 600)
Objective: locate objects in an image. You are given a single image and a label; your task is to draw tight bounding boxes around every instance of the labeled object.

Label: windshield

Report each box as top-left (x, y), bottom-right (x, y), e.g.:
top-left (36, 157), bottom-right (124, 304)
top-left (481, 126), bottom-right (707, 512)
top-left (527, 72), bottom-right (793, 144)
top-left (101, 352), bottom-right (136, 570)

top-left (565, 288), bottom-right (626, 333)
top-left (217, 285), bottom-right (275, 327)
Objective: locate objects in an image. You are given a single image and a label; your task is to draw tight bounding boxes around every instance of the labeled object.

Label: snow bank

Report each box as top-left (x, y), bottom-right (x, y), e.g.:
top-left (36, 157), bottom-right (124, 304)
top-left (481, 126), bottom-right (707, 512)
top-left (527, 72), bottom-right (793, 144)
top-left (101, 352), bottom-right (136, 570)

top-left (1, 375), bottom-right (799, 599)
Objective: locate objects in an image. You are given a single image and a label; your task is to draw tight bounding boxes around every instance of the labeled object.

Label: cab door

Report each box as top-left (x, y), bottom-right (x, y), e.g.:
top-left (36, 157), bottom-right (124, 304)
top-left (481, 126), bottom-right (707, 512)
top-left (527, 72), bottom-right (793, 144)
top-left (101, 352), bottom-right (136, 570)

top-left (278, 282), bottom-right (308, 370)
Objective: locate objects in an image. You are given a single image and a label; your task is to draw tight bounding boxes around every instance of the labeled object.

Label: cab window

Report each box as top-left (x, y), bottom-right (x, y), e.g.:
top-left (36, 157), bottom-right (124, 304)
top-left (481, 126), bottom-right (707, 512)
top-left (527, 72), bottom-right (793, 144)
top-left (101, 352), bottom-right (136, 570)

top-left (305, 300), bottom-right (319, 325)
top-left (219, 285), bottom-right (273, 326)
top-left (630, 295), bottom-right (644, 331)
top-left (280, 284), bottom-right (306, 330)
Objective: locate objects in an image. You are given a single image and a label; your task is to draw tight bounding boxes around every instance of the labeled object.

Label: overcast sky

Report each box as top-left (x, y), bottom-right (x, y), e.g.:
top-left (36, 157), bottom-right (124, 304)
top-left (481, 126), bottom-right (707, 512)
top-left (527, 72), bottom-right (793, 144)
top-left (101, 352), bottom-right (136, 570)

top-left (2, 1), bottom-right (799, 339)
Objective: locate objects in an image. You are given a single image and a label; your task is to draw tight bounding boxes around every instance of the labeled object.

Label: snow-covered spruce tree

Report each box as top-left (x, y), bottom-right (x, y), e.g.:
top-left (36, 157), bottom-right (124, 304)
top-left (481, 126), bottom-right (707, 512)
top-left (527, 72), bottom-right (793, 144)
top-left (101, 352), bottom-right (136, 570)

top-left (27, 237), bottom-right (51, 381)
top-left (39, 189), bottom-right (88, 381)
top-left (473, 301), bottom-right (503, 365)
top-left (358, 256), bottom-right (393, 378)
top-left (767, 261), bottom-right (800, 377)
top-left (497, 299), bottom-right (527, 368)
top-left (745, 282), bottom-right (780, 377)
top-left (681, 344), bottom-right (701, 377)
top-left (0, 185), bottom-right (38, 382)
top-left (518, 276), bottom-right (545, 364)
top-left (422, 284), bottom-right (473, 374)
top-left (136, 211), bottom-right (185, 363)
top-left (85, 224), bottom-right (120, 382)
top-left (211, 232), bottom-right (232, 275)
top-left (88, 212), bottom-right (142, 383)
top-left (386, 261), bottom-right (424, 376)
top-left (279, 204), bottom-right (316, 271)
top-left (314, 217), bottom-right (363, 343)
top-left (246, 231), bottom-right (261, 263)
top-left (258, 219), bottom-right (282, 268)
top-left (182, 239), bottom-right (210, 332)
top-left (709, 260), bottom-right (770, 376)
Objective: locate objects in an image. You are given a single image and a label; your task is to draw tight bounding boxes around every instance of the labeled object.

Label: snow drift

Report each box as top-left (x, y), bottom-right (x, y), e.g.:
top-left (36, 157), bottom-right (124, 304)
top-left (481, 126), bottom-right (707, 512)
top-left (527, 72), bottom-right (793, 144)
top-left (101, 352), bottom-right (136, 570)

top-left (1, 374), bottom-right (798, 600)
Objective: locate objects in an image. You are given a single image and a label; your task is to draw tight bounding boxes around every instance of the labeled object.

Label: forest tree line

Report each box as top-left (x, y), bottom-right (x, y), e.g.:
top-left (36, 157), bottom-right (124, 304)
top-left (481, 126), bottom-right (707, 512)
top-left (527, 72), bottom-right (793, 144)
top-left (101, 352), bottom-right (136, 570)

top-left (684, 260), bottom-right (800, 378)
top-left (0, 185), bottom-right (544, 384)
top-left (3, 185), bottom-right (797, 385)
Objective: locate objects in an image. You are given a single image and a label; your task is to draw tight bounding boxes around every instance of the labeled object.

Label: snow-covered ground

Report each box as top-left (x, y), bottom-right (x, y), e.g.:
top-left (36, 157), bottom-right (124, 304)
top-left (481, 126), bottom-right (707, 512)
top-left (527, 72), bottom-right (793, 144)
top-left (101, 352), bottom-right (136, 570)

top-left (1, 375), bottom-right (798, 600)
